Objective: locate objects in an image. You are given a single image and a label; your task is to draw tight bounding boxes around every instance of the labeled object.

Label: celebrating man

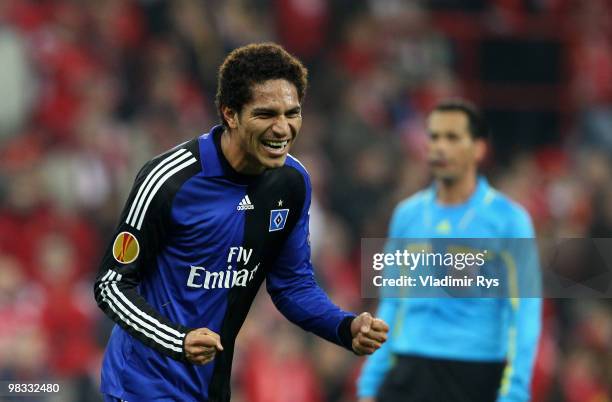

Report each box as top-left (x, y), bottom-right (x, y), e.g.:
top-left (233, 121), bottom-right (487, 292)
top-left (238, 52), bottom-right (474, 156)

top-left (94, 43), bottom-right (388, 402)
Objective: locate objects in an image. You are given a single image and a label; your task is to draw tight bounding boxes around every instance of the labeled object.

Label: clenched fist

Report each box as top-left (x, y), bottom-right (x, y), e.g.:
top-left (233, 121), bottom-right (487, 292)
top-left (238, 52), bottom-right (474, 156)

top-left (351, 312), bottom-right (389, 355)
top-left (184, 328), bottom-right (223, 365)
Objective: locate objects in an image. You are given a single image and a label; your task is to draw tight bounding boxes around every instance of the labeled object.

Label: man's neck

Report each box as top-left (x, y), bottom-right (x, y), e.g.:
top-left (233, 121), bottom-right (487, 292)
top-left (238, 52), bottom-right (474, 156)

top-left (220, 129), bottom-right (263, 175)
top-left (436, 174), bottom-right (478, 205)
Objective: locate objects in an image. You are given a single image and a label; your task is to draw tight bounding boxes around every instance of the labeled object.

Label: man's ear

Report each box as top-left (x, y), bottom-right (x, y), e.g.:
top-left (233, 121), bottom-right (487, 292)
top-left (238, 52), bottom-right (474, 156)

top-left (475, 138), bottom-right (487, 164)
top-left (222, 106), bottom-right (239, 129)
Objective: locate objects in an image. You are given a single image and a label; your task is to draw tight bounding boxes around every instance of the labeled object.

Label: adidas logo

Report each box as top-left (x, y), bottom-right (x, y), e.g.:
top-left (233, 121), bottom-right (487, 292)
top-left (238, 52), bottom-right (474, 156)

top-left (237, 195), bottom-right (255, 211)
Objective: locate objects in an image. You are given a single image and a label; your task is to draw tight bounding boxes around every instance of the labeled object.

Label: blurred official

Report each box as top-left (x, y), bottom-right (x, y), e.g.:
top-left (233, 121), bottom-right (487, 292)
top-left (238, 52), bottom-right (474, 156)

top-left (357, 100), bottom-right (541, 402)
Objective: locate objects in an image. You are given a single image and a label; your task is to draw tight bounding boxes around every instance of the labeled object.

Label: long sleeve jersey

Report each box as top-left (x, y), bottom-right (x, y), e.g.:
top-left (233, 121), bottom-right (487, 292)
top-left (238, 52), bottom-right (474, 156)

top-left (94, 126), bottom-right (354, 402)
top-left (357, 177), bottom-right (542, 402)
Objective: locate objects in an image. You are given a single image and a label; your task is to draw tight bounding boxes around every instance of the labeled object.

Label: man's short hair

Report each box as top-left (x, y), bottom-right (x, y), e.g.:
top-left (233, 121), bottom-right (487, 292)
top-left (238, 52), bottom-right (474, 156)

top-left (433, 99), bottom-right (490, 140)
top-left (215, 43), bottom-right (308, 128)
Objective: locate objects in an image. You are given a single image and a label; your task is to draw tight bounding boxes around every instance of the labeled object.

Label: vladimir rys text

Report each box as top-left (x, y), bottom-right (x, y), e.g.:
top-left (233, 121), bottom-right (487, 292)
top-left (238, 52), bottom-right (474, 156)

top-left (371, 250), bottom-right (500, 289)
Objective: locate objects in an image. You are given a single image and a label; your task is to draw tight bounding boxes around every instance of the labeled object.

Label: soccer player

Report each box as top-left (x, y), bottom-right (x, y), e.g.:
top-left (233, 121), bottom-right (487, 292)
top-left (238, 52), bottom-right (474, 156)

top-left (357, 100), bottom-right (542, 402)
top-left (94, 43), bottom-right (389, 402)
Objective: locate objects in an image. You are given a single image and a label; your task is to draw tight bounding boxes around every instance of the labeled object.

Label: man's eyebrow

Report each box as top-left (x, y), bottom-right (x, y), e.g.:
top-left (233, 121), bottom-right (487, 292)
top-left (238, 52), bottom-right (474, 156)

top-left (428, 130), bottom-right (459, 135)
top-left (251, 107), bottom-right (277, 114)
top-left (250, 106), bottom-right (301, 114)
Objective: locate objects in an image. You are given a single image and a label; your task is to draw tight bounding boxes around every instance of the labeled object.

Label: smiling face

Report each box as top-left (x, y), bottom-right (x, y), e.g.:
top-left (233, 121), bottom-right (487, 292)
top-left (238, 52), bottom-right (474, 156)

top-left (427, 110), bottom-right (485, 183)
top-left (222, 79), bottom-right (302, 174)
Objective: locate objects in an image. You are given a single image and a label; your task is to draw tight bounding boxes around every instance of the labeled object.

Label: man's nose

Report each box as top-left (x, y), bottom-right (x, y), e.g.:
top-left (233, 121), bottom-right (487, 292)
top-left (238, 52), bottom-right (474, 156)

top-left (429, 140), bottom-right (443, 152)
top-left (272, 116), bottom-right (289, 136)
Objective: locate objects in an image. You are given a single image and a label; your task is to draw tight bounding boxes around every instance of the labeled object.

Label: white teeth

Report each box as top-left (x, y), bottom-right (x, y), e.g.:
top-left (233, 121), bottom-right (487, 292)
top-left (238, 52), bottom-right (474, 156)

top-left (262, 140), bottom-right (288, 149)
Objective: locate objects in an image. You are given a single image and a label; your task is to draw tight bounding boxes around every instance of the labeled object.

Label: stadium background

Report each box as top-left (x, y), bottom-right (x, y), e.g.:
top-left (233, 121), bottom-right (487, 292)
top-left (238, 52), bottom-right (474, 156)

top-left (0, 0), bottom-right (610, 401)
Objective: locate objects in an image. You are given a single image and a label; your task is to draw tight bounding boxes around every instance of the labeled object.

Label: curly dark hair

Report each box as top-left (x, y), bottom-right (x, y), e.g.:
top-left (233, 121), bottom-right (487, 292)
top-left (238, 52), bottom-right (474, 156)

top-left (215, 43), bottom-right (308, 128)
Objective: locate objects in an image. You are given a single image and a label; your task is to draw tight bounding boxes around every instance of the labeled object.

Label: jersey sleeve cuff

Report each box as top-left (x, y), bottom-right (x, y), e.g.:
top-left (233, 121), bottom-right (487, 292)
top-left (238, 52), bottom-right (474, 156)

top-left (337, 315), bottom-right (355, 351)
top-left (181, 327), bottom-right (198, 362)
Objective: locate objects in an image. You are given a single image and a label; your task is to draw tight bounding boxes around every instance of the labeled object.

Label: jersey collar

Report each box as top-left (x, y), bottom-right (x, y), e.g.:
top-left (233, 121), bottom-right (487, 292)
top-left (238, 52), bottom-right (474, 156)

top-left (431, 176), bottom-right (490, 209)
top-left (198, 125), bottom-right (257, 184)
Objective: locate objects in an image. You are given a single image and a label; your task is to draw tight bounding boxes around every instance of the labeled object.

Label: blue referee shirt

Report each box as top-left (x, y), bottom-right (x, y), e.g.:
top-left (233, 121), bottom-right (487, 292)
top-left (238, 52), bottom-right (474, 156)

top-left (357, 177), bottom-right (542, 402)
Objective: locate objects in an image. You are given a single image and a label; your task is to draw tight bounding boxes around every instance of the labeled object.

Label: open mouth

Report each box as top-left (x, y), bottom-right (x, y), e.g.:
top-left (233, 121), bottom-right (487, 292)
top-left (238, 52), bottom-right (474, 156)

top-left (261, 139), bottom-right (289, 153)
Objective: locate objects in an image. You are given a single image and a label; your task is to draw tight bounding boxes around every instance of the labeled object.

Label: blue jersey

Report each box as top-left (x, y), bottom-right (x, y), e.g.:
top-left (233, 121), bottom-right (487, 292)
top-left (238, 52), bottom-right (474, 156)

top-left (94, 126), bottom-right (355, 402)
top-left (358, 177), bottom-right (542, 402)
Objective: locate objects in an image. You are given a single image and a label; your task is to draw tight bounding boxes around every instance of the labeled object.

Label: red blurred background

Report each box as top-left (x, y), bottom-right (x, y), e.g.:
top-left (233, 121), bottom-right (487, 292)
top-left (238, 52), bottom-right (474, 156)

top-left (0, 1), bottom-right (610, 401)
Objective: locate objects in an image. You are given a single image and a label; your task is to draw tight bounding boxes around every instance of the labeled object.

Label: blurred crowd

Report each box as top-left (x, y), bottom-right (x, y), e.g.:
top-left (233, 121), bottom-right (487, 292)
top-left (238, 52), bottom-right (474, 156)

top-left (0, 0), bottom-right (610, 401)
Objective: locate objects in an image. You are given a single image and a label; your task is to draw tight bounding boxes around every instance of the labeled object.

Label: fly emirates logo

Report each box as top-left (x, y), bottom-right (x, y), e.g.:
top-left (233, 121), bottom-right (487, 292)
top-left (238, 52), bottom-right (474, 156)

top-left (187, 247), bottom-right (260, 289)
